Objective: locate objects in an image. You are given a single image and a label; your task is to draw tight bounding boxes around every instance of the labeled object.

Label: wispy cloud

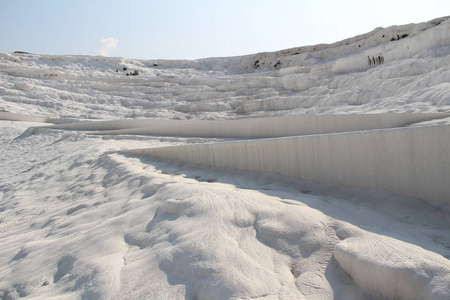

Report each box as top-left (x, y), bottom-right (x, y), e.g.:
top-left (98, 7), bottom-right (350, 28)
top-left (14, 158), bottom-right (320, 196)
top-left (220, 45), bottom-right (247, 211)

top-left (98, 37), bottom-right (119, 56)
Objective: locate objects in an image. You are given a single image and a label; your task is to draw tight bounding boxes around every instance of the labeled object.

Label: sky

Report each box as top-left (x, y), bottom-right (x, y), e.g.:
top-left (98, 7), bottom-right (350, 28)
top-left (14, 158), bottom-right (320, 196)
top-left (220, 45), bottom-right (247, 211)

top-left (0, 0), bottom-right (449, 60)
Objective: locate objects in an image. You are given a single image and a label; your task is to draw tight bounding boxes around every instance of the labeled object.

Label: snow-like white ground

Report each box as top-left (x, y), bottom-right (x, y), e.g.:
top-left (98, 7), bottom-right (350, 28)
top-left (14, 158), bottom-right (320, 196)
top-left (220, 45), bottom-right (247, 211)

top-left (1, 16), bottom-right (450, 300)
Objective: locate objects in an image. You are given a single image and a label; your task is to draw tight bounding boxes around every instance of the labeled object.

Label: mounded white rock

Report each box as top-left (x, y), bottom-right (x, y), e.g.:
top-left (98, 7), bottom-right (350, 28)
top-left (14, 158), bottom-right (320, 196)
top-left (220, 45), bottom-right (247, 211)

top-left (334, 228), bottom-right (450, 300)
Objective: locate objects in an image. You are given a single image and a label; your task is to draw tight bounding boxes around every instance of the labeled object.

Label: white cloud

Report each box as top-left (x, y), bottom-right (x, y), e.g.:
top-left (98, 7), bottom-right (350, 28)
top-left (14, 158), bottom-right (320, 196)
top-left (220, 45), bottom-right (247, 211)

top-left (98, 37), bottom-right (119, 56)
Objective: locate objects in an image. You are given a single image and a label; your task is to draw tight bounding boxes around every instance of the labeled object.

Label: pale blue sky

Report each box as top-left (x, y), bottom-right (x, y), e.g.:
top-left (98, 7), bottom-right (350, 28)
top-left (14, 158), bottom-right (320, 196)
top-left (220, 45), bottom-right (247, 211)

top-left (0, 0), bottom-right (448, 60)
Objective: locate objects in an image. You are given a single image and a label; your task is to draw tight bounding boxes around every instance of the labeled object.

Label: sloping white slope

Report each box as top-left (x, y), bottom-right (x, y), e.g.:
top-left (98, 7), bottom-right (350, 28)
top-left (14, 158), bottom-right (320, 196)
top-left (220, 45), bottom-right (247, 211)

top-left (1, 17), bottom-right (450, 121)
top-left (1, 16), bottom-right (450, 300)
